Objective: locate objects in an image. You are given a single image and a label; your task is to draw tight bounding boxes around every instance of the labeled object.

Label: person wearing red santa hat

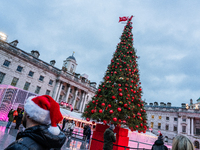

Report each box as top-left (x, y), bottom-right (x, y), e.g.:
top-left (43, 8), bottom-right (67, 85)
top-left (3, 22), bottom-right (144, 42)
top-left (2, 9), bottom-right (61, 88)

top-left (5, 95), bottom-right (66, 150)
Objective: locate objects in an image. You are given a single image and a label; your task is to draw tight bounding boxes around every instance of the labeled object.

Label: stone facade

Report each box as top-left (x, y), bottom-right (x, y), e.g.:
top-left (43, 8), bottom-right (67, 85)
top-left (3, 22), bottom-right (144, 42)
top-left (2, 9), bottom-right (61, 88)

top-left (145, 100), bottom-right (200, 149)
top-left (0, 39), bottom-right (97, 113)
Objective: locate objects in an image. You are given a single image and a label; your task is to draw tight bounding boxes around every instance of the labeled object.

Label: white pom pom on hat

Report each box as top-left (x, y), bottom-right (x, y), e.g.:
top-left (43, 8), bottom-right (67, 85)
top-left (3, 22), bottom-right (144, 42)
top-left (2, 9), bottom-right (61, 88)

top-left (25, 95), bottom-right (63, 135)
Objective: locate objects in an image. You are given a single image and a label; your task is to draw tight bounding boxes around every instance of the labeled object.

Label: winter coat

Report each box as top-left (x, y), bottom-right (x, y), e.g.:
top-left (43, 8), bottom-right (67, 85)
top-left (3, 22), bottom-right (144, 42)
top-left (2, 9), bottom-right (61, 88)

top-left (16, 113), bottom-right (23, 125)
top-left (151, 140), bottom-right (168, 150)
top-left (65, 122), bottom-right (69, 130)
top-left (8, 110), bottom-right (14, 122)
top-left (4, 124), bottom-right (66, 150)
top-left (86, 127), bottom-right (91, 140)
top-left (68, 122), bottom-right (75, 130)
top-left (83, 125), bottom-right (88, 136)
top-left (103, 128), bottom-right (116, 150)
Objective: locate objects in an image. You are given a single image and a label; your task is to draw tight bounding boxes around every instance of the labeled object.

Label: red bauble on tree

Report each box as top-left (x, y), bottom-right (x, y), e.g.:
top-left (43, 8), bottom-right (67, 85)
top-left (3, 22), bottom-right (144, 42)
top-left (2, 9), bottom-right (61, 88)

top-left (108, 104), bottom-right (112, 108)
top-left (119, 93), bottom-right (123, 96)
top-left (117, 107), bottom-right (122, 112)
top-left (118, 88), bottom-right (122, 92)
top-left (109, 110), bottom-right (113, 114)
top-left (86, 118), bottom-right (90, 121)
top-left (113, 117), bottom-right (117, 122)
top-left (112, 95), bottom-right (116, 99)
top-left (99, 109), bottom-right (103, 113)
top-left (101, 103), bottom-right (105, 107)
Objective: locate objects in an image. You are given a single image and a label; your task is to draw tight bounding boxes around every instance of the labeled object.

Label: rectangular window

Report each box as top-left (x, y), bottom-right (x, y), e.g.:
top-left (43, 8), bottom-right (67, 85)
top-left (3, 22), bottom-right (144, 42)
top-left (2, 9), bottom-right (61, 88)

top-left (16, 66), bottom-right (23, 72)
top-left (182, 118), bottom-right (186, 122)
top-left (196, 128), bottom-right (200, 135)
top-left (174, 117), bottom-right (178, 121)
top-left (11, 77), bottom-right (19, 86)
top-left (39, 75), bottom-right (44, 81)
top-left (28, 71), bottom-right (34, 77)
top-left (3, 60), bottom-right (11, 67)
top-left (151, 115), bottom-right (154, 119)
top-left (166, 125), bottom-right (169, 130)
top-left (62, 85), bottom-right (65, 90)
top-left (182, 126), bottom-right (186, 133)
top-left (35, 86), bottom-right (41, 94)
top-left (23, 82), bottom-right (30, 90)
top-left (49, 79), bottom-right (53, 85)
top-left (0, 72), bottom-right (6, 83)
top-left (166, 117), bottom-right (169, 120)
top-left (174, 126), bottom-right (177, 131)
top-left (70, 89), bottom-right (72, 93)
top-left (159, 116), bottom-right (162, 119)
top-left (46, 90), bottom-right (50, 95)
top-left (151, 122), bottom-right (154, 128)
top-left (158, 123), bottom-right (161, 129)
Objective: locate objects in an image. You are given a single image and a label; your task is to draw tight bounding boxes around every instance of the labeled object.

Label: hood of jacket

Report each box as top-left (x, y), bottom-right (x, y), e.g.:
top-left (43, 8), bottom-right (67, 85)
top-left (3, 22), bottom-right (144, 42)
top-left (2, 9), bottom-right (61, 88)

top-left (16, 125), bottom-right (66, 148)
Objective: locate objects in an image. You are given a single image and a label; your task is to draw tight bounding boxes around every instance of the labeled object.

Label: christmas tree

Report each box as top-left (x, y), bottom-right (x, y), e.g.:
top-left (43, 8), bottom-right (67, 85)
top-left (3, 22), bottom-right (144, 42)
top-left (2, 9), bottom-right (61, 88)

top-left (82, 16), bottom-right (147, 133)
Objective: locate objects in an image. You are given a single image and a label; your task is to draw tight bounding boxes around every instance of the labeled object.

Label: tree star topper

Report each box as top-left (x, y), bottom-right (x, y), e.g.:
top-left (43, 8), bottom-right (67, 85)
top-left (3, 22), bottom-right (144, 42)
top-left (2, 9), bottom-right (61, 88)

top-left (119, 15), bottom-right (134, 22)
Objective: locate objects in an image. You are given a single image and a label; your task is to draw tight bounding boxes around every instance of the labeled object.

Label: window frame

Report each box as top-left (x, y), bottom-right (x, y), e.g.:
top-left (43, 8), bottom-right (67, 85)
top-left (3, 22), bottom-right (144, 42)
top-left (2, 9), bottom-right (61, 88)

top-left (174, 126), bottom-right (177, 131)
top-left (35, 86), bottom-right (41, 94)
top-left (49, 79), bottom-right (53, 85)
top-left (11, 77), bottom-right (19, 86)
top-left (23, 82), bottom-right (30, 90)
top-left (28, 71), bottom-right (34, 77)
top-left (0, 72), bottom-right (6, 84)
top-left (39, 75), bottom-right (44, 81)
top-left (166, 124), bottom-right (169, 130)
top-left (46, 90), bottom-right (50, 95)
top-left (3, 60), bottom-right (11, 67)
top-left (158, 123), bottom-right (161, 129)
top-left (16, 65), bottom-right (23, 72)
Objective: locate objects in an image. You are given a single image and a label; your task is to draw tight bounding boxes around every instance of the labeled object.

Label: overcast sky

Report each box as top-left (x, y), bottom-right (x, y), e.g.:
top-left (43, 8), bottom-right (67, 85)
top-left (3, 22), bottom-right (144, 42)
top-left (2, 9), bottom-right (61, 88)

top-left (1, 0), bottom-right (200, 107)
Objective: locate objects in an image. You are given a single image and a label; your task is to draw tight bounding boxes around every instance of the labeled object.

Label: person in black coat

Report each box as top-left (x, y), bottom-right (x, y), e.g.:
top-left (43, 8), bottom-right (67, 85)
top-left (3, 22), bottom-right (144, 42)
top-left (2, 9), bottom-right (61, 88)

top-left (61, 118), bottom-right (67, 131)
top-left (151, 133), bottom-right (168, 150)
top-left (15, 110), bottom-right (23, 130)
top-left (5, 95), bottom-right (66, 150)
top-left (83, 124), bottom-right (88, 140)
top-left (86, 125), bottom-right (91, 144)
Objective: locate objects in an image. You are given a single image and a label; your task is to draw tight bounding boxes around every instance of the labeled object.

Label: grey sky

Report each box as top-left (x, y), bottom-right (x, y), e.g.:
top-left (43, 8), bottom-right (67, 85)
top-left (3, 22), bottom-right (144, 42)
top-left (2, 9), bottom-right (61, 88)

top-left (1, 0), bottom-right (200, 106)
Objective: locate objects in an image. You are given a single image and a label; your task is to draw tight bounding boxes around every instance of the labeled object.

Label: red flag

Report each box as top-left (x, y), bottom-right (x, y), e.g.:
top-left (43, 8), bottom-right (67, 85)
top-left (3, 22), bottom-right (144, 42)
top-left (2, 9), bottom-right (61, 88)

top-left (119, 16), bottom-right (129, 22)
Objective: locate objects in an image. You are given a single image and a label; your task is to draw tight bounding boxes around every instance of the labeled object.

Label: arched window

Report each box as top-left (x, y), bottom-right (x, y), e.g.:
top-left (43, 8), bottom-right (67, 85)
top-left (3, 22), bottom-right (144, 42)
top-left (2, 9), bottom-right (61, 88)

top-left (70, 64), bottom-right (74, 73)
top-left (194, 141), bottom-right (199, 149)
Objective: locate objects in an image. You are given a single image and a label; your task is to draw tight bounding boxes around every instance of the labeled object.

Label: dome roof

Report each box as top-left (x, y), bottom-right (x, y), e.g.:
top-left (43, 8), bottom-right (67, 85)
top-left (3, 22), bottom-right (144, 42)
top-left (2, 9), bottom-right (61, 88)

top-left (67, 55), bottom-right (76, 61)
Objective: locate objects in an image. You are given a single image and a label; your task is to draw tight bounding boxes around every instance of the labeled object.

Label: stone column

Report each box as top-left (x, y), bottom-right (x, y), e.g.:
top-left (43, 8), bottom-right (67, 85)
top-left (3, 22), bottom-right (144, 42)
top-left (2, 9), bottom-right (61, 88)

top-left (178, 116), bottom-right (182, 134)
top-left (81, 93), bottom-right (88, 112)
top-left (72, 88), bottom-right (78, 108)
top-left (187, 117), bottom-right (190, 135)
top-left (52, 80), bottom-right (61, 99)
top-left (191, 118), bottom-right (194, 136)
top-left (64, 85), bottom-right (71, 103)
top-left (79, 92), bottom-right (85, 112)
top-left (56, 82), bottom-right (63, 102)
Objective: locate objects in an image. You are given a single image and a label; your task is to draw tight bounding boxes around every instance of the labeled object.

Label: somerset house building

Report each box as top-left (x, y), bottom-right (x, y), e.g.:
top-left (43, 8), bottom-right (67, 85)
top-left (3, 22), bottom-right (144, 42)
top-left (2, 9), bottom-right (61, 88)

top-left (0, 37), bottom-right (97, 115)
top-left (145, 99), bottom-right (200, 148)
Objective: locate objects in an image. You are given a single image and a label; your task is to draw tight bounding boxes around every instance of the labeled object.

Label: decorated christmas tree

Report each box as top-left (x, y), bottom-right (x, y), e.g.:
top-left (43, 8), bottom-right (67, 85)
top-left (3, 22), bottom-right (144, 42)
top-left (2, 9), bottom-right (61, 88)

top-left (82, 16), bottom-right (147, 133)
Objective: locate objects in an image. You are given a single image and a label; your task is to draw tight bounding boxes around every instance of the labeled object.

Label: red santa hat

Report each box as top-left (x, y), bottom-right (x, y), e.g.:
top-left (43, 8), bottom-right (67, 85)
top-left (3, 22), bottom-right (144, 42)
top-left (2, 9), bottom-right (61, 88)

top-left (24, 95), bottom-right (63, 135)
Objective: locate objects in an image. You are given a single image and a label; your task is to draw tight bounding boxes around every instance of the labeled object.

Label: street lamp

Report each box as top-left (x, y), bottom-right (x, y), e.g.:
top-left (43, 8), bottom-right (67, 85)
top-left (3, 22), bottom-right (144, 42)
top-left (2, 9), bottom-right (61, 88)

top-left (0, 32), bottom-right (7, 41)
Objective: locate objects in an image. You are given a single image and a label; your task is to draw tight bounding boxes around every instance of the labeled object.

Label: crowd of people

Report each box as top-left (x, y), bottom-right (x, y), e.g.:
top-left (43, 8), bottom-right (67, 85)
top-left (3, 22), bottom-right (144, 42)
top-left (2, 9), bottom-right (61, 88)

top-left (3, 95), bottom-right (197, 150)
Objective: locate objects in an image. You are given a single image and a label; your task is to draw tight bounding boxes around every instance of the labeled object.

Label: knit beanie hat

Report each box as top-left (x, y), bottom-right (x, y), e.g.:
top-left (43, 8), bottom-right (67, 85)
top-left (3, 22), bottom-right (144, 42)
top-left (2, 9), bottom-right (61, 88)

top-left (24, 95), bottom-right (63, 135)
top-left (158, 133), bottom-right (163, 141)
